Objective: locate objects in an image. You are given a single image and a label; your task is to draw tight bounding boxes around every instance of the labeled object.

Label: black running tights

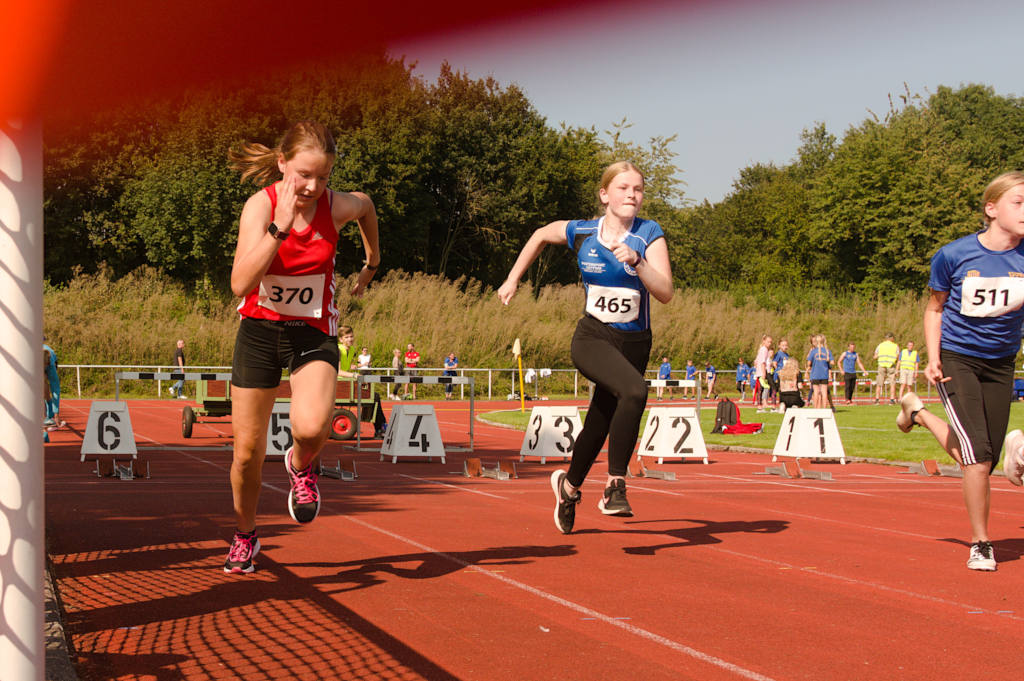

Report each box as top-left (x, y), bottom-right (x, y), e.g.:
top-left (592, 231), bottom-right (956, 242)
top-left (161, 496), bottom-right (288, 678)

top-left (566, 316), bottom-right (652, 486)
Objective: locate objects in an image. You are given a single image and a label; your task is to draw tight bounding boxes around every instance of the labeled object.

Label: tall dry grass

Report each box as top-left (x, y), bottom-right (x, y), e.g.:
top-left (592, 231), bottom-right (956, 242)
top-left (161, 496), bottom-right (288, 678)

top-left (45, 266), bottom-right (929, 395)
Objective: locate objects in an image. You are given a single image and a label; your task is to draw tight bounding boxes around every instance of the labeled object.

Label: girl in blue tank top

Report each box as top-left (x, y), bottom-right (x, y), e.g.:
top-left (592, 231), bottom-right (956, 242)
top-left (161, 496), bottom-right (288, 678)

top-left (498, 162), bottom-right (674, 533)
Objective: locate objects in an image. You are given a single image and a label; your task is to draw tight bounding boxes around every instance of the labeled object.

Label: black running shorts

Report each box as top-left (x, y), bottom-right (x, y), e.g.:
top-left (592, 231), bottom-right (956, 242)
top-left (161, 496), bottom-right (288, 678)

top-left (231, 317), bottom-right (340, 388)
top-left (937, 349), bottom-right (1015, 470)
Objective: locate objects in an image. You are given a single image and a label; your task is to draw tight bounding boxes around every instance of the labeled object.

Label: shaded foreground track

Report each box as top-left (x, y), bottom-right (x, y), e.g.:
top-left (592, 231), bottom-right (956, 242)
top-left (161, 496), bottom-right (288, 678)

top-left (45, 399), bottom-right (1024, 680)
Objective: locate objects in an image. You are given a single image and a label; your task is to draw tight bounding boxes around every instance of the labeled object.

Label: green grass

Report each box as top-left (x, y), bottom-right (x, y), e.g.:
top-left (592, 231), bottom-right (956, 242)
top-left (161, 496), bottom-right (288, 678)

top-left (479, 402), bottom-right (1024, 464)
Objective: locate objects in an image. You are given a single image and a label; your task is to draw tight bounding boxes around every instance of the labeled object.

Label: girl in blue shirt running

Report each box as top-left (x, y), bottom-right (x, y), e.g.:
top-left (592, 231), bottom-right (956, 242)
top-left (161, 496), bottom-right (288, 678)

top-left (898, 171), bottom-right (1024, 572)
top-left (498, 161), bottom-right (674, 533)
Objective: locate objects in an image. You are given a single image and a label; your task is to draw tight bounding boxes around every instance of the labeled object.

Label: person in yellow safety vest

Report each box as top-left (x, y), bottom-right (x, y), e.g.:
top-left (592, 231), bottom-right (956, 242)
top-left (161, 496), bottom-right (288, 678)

top-left (873, 332), bottom-right (900, 405)
top-left (898, 340), bottom-right (920, 400)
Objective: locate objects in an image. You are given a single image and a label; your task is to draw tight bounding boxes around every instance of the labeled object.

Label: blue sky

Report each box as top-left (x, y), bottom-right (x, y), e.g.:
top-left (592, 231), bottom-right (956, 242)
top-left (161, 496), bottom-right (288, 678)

top-left (392, 0), bottom-right (1023, 205)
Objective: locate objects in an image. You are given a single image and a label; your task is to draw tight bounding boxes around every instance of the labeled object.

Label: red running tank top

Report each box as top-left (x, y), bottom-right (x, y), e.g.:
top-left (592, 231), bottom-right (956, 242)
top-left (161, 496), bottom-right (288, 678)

top-left (236, 185), bottom-right (339, 335)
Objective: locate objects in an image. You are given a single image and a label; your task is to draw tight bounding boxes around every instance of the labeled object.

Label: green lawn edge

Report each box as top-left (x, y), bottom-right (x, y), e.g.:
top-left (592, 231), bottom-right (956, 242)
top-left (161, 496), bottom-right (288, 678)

top-left (478, 402), bottom-right (1024, 465)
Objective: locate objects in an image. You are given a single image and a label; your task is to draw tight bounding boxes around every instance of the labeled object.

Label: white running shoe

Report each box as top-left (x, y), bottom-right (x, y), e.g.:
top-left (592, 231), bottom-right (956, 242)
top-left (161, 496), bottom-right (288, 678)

top-left (896, 392), bottom-right (924, 433)
top-left (1002, 429), bottom-right (1024, 486)
top-left (966, 541), bottom-right (996, 571)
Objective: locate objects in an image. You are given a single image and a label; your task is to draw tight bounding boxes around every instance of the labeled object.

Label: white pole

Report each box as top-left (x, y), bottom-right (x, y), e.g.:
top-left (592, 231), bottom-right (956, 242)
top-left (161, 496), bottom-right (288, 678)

top-left (0, 118), bottom-right (45, 681)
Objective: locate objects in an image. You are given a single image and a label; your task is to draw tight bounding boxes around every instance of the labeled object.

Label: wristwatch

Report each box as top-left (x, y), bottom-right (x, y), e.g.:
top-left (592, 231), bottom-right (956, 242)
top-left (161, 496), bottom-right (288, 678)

top-left (267, 222), bottom-right (290, 240)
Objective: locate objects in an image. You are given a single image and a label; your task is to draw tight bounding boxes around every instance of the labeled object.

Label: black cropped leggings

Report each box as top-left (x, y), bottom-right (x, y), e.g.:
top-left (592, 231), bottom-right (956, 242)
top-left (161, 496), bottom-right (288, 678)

top-left (566, 316), bottom-right (652, 486)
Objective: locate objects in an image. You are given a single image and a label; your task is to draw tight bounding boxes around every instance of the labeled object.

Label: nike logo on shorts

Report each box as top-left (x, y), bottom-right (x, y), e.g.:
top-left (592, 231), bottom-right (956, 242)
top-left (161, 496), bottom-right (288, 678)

top-left (300, 349), bottom-right (320, 357)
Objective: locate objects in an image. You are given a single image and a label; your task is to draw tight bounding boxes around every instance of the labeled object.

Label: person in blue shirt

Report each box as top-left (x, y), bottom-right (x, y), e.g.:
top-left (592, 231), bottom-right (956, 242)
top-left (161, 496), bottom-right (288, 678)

top-left (898, 172), bottom-right (1024, 572)
top-left (656, 356), bottom-right (672, 400)
top-left (837, 342), bottom-right (866, 404)
top-left (770, 339), bottom-right (790, 410)
top-left (498, 161), bottom-right (674, 533)
top-left (705, 362), bottom-right (718, 399)
top-left (443, 352), bottom-right (459, 400)
top-left (805, 334), bottom-right (833, 409)
top-left (684, 359), bottom-right (697, 398)
top-left (42, 339), bottom-right (63, 429)
top-left (735, 358), bottom-right (750, 400)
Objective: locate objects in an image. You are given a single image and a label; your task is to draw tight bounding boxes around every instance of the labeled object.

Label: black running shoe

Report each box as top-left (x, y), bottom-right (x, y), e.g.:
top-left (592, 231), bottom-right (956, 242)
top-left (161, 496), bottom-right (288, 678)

top-left (598, 478), bottom-right (633, 517)
top-left (223, 530), bottom-right (261, 574)
top-left (550, 469), bottom-right (581, 534)
top-left (285, 450), bottom-right (321, 523)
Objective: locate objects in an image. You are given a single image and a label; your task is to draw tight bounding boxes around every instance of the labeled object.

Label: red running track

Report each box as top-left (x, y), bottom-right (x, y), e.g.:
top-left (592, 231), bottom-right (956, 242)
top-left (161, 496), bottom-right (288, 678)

top-left (45, 398), bottom-right (1024, 681)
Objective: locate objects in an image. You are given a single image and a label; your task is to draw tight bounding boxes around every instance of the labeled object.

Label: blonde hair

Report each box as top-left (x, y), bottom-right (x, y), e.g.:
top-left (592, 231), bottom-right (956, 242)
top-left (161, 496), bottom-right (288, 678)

top-left (338, 325), bottom-right (353, 336)
top-left (981, 171), bottom-right (1024, 226)
top-left (599, 161), bottom-right (645, 194)
top-left (228, 120), bottom-right (337, 187)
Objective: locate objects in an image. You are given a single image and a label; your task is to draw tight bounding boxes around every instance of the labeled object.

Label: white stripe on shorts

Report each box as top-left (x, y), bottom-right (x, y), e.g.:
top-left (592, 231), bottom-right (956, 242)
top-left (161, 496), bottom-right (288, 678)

top-left (937, 380), bottom-right (976, 464)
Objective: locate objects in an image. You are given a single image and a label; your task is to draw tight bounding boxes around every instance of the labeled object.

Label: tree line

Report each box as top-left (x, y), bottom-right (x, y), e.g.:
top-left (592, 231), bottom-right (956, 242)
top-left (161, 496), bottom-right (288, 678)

top-left (43, 56), bottom-right (1024, 304)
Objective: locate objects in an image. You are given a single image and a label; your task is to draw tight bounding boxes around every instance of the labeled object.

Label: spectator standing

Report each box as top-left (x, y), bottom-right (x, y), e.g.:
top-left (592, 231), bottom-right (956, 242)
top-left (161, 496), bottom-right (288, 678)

top-left (806, 334), bottom-right (833, 409)
top-left (898, 340), bottom-right (920, 400)
top-left (735, 358), bottom-right (750, 401)
top-left (684, 359), bottom-right (697, 398)
top-left (403, 343), bottom-right (420, 399)
top-left (705, 362), bottom-right (718, 399)
top-left (837, 342), bottom-right (867, 404)
top-left (656, 356), bottom-right (672, 400)
top-left (357, 346), bottom-right (372, 371)
top-left (873, 332), bottom-right (900, 404)
top-left (338, 326), bottom-right (387, 438)
top-left (170, 339), bottom-right (187, 399)
top-left (771, 339), bottom-right (790, 409)
top-left (389, 348), bottom-right (403, 399)
top-left (754, 335), bottom-right (773, 412)
top-left (443, 352), bottom-right (459, 399)
top-left (42, 339), bottom-right (64, 429)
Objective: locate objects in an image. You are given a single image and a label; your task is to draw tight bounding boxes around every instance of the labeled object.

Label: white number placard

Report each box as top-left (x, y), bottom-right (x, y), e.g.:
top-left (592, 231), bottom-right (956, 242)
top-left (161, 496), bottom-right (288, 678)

top-left (639, 407), bottom-right (708, 464)
top-left (262, 402), bottom-right (293, 458)
top-left (380, 404), bottom-right (446, 463)
top-left (772, 408), bottom-right (846, 463)
top-left (519, 406), bottom-right (582, 464)
top-left (81, 401), bottom-right (137, 460)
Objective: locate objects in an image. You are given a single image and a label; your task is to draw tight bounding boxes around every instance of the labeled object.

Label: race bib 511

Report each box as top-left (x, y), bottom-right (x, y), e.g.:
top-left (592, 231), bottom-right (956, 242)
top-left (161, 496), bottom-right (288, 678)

top-left (960, 276), bottom-right (1024, 318)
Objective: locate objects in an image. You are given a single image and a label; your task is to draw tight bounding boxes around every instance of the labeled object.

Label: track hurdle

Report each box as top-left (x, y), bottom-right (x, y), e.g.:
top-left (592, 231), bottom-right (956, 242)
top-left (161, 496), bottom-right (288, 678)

top-left (645, 378), bottom-right (701, 410)
top-left (356, 374), bottom-right (476, 452)
top-left (114, 371), bottom-right (232, 400)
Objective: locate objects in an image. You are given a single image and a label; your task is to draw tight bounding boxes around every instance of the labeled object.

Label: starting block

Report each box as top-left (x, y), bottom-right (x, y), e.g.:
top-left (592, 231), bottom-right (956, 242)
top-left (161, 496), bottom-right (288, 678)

top-left (758, 458), bottom-right (832, 481)
top-left (902, 459), bottom-right (962, 478)
top-left (321, 458), bottom-right (358, 481)
top-left (627, 456), bottom-right (676, 481)
top-left (94, 457), bottom-right (149, 480)
top-left (462, 458), bottom-right (517, 480)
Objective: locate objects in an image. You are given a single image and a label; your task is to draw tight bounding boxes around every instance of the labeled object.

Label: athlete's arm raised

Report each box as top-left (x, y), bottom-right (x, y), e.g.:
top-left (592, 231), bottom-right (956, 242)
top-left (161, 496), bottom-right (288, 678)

top-left (497, 220), bottom-right (569, 305)
top-left (332, 190), bottom-right (380, 297)
top-left (230, 182), bottom-right (292, 298)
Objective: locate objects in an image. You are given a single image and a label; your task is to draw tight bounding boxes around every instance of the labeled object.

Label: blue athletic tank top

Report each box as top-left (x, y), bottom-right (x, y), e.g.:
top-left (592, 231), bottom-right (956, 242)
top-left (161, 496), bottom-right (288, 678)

top-left (565, 217), bottom-right (665, 332)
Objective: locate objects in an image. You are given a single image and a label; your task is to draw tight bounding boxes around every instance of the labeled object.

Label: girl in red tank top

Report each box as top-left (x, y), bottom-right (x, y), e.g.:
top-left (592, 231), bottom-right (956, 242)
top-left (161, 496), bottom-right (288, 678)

top-left (222, 121), bottom-right (381, 574)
